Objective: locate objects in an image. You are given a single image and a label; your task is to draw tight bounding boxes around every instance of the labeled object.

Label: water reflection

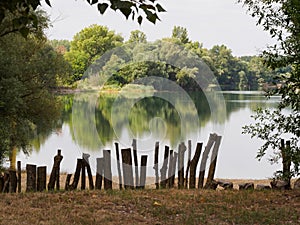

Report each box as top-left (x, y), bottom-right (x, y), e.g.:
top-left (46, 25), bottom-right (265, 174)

top-left (17, 91), bottom-right (281, 179)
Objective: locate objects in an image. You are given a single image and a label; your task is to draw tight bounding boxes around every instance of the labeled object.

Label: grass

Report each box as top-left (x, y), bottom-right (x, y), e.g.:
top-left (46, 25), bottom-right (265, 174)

top-left (0, 188), bottom-right (299, 225)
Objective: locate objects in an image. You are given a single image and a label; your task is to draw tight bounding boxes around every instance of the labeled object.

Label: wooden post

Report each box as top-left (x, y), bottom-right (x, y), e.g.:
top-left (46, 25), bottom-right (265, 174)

top-left (185, 140), bottom-right (192, 189)
top-left (198, 133), bottom-right (217, 189)
top-left (26, 164), bottom-right (37, 192)
top-left (153, 142), bottom-right (159, 189)
top-left (178, 142), bottom-right (186, 189)
top-left (121, 148), bottom-right (134, 189)
top-left (132, 139), bottom-right (139, 188)
top-left (48, 149), bottom-right (63, 191)
top-left (140, 155), bottom-right (148, 189)
top-left (2, 172), bottom-right (9, 193)
top-left (115, 142), bottom-right (122, 190)
top-left (71, 158), bottom-right (82, 190)
top-left (189, 143), bottom-right (203, 189)
top-left (9, 170), bottom-right (17, 193)
top-left (167, 150), bottom-right (174, 188)
top-left (160, 146), bottom-right (169, 188)
top-left (103, 150), bottom-right (112, 190)
top-left (65, 174), bottom-right (72, 191)
top-left (205, 135), bottom-right (222, 189)
top-left (0, 174), bottom-right (3, 193)
top-left (171, 152), bottom-right (178, 188)
top-left (56, 150), bottom-right (62, 190)
top-left (95, 158), bottom-right (104, 190)
top-left (17, 161), bottom-right (21, 193)
top-left (81, 154), bottom-right (86, 190)
top-left (83, 153), bottom-right (94, 190)
top-left (37, 166), bottom-right (47, 192)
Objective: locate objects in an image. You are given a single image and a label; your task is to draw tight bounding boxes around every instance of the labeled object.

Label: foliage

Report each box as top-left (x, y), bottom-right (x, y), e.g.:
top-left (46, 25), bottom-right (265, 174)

top-left (0, 14), bottom-right (70, 165)
top-left (128, 30), bottom-right (147, 43)
top-left (64, 24), bottom-right (123, 83)
top-left (0, 0), bottom-right (165, 38)
top-left (240, 0), bottom-right (300, 179)
top-left (171, 26), bottom-right (190, 44)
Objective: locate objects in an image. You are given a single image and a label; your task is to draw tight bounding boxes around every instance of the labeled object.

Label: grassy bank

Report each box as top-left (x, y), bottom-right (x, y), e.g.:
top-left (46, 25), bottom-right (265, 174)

top-left (1, 188), bottom-right (299, 225)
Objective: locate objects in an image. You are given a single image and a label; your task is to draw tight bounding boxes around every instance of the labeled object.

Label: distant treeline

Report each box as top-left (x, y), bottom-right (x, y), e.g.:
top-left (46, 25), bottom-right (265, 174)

top-left (49, 25), bottom-right (290, 91)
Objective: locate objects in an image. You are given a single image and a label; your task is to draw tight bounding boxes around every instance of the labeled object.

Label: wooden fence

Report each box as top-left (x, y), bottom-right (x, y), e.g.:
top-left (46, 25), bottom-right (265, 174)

top-left (1, 133), bottom-right (224, 193)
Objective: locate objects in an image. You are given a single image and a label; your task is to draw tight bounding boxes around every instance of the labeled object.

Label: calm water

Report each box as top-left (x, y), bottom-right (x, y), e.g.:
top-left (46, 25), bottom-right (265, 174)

top-left (16, 91), bottom-right (281, 179)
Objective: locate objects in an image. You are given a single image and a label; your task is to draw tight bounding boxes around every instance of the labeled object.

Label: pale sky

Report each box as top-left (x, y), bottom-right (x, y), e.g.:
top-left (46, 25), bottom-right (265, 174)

top-left (41, 0), bottom-right (275, 56)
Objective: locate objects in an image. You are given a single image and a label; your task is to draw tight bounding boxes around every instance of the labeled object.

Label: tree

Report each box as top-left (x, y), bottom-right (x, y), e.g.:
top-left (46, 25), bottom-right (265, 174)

top-left (171, 26), bottom-right (190, 44)
top-left (64, 24), bottom-right (123, 82)
top-left (0, 0), bottom-right (166, 38)
top-left (0, 12), bottom-right (70, 169)
top-left (128, 30), bottom-right (147, 43)
top-left (240, 0), bottom-right (300, 182)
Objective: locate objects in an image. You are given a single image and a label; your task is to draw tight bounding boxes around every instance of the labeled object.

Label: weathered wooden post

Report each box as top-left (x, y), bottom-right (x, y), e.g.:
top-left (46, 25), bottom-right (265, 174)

top-left (103, 150), bottom-right (112, 190)
top-left (153, 142), bottom-right (159, 189)
top-left (17, 161), bottom-right (21, 193)
top-left (95, 158), bottom-right (104, 190)
top-left (121, 148), bottom-right (134, 189)
top-left (185, 140), bottom-right (192, 189)
top-left (9, 170), bottom-right (17, 193)
top-left (178, 142), bottom-right (186, 189)
top-left (170, 152), bottom-right (178, 188)
top-left (205, 135), bottom-right (222, 189)
top-left (115, 142), bottom-right (122, 190)
top-left (167, 150), bottom-right (174, 188)
top-left (83, 153), bottom-right (94, 190)
top-left (37, 166), bottom-right (47, 192)
top-left (189, 143), bottom-right (203, 189)
top-left (140, 155), bottom-right (148, 189)
top-left (48, 149), bottom-right (63, 191)
top-left (132, 139), bottom-right (139, 188)
top-left (81, 155), bottom-right (86, 190)
top-left (160, 146), bottom-right (169, 189)
top-left (0, 174), bottom-right (3, 193)
top-left (198, 133), bottom-right (217, 189)
top-left (2, 172), bottom-right (9, 193)
top-left (70, 158), bottom-right (82, 190)
top-left (65, 174), bottom-right (72, 191)
top-left (26, 164), bottom-right (37, 192)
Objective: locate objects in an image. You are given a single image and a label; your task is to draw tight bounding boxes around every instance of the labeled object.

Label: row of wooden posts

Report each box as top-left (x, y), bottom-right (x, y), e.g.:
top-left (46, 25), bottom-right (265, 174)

top-left (1, 133), bottom-right (222, 193)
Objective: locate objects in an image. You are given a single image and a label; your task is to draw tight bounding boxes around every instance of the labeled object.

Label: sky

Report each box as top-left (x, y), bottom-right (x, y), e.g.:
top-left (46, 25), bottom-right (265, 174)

top-left (41, 0), bottom-right (276, 56)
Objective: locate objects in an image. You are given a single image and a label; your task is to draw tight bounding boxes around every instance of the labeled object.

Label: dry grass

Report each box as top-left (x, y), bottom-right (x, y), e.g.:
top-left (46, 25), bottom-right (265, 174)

top-left (2, 173), bottom-right (299, 224)
top-left (0, 189), bottom-right (300, 225)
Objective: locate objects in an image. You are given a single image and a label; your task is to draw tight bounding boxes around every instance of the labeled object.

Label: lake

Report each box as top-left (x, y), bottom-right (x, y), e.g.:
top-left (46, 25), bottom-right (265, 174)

top-left (16, 90), bottom-right (281, 180)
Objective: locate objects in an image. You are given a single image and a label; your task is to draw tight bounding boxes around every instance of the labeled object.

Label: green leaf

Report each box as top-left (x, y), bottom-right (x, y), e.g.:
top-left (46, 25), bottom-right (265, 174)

top-left (45, 0), bottom-right (51, 7)
top-left (137, 15), bottom-right (143, 25)
top-left (98, 3), bottom-right (109, 14)
top-left (120, 8), bottom-right (132, 19)
top-left (91, 0), bottom-right (98, 5)
top-left (156, 3), bottom-right (166, 12)
top-left (19, 27), bottom-right (30, 38)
